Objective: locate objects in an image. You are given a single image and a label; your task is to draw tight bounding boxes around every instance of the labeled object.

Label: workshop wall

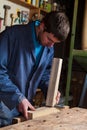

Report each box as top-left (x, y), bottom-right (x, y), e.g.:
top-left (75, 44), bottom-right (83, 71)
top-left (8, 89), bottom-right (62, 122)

top-left (0, 0), bottom-right (30, 32)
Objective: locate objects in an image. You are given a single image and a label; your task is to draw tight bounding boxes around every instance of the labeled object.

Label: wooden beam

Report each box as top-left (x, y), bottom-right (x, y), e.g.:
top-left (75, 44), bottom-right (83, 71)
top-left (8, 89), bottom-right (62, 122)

top-left (12, 107), bottom-right (60, 124)
top-left (28, 107), bottom-right (60, 119)
top-left (46, 58), bottom-right (63, 107)
top-left (8, 0), bottom-right (38, 9)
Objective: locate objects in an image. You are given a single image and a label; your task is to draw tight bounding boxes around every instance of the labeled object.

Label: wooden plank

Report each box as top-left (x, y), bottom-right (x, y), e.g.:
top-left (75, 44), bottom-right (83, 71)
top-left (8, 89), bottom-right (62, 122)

top-left (46, 58), bottom-right (63, 107)
top-left (2, 107), bottom-right (87, 130)
top-left (12, 116), bottom-right (26, 124)
top-left (28, 107), bottom-right (60, 119)
top-left (8, 0), bottom-right (38, 9)
top-left (12, 107), bottom-right (60, 124)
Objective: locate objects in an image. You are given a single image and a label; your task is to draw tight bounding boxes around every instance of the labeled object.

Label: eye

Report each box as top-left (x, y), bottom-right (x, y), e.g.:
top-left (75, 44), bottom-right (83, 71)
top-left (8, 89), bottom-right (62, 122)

top-left (47, 36), bottom-right (54, 43)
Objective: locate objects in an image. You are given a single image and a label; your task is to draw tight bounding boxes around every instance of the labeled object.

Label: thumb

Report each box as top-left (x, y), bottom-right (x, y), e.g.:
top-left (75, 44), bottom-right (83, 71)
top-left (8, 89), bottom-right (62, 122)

top-left (23, 106), bottom-right (29, 120)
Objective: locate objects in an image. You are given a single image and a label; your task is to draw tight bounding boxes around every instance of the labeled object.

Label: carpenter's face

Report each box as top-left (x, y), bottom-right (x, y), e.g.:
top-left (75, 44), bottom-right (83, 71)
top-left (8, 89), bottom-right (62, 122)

top-left (37, 31), bottom-right (60, 47)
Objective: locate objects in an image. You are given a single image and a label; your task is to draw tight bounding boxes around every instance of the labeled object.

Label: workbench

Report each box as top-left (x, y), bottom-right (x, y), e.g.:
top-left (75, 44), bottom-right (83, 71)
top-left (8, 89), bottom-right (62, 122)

top-left (1, 106), bottom-right (87, 130)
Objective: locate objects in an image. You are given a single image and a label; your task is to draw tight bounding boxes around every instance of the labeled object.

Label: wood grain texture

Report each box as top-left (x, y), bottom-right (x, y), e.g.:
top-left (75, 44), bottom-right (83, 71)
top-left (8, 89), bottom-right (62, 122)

top-left (1, 107), bottom-right (87, 130)
top-left (28, 107), bottom-right (60, 119)
top-left (46, 58), bottom-right (63, 107)
top-left (12, 107), bottom-right (60, 124)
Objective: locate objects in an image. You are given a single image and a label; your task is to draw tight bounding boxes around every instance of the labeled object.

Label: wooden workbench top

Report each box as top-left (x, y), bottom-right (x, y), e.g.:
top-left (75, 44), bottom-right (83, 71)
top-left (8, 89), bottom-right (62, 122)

top-left (1, 107), bottom-right (87, 130)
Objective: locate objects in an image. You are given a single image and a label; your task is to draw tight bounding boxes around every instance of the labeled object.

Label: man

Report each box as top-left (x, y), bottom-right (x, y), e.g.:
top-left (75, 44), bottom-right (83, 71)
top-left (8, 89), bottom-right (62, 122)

top-left (0, 11), bottom-right (70, 127)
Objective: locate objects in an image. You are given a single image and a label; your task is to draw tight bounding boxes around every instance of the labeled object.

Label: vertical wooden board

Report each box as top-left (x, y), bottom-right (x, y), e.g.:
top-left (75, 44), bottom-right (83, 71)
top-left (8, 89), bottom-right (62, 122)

top-left (82, 0), bottom-right (87, 49)
top-left (46, 58), bottom-right (63, 107)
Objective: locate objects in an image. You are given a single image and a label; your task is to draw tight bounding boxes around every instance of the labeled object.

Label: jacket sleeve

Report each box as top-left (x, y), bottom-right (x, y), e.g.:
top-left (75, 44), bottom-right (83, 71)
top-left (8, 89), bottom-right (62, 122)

top-left (0, 29), bottom-right (25, 110)
top-left (39, 48), bottom-right (54, 99)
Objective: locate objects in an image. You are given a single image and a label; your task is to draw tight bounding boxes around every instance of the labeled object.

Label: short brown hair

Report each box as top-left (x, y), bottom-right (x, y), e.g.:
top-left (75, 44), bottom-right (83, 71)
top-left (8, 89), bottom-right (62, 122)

top-left (42, 11), bottom-right (70, 41)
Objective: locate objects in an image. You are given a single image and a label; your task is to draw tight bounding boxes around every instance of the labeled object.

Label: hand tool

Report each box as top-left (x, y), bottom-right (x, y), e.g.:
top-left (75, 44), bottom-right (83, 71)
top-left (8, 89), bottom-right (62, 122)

top-left (10, 13), bottom-right (14, 26)
top-left (3, 5), bottom-right (11, 27)
top-left (10, 13), bottom-right (18, 26)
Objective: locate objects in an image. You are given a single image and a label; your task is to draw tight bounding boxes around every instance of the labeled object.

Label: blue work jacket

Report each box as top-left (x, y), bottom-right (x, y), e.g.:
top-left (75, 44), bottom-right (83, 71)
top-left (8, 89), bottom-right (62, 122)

top-left (0, 21), bottom-right (54, 110)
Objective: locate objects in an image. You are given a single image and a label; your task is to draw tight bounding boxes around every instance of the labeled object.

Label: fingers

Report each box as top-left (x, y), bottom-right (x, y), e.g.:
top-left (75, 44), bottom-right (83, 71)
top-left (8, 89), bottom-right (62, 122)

top-left (28, 102), bottom-right (35, 111)
top-left (23, 102), bottom-right (35, 120)
top-left (23, 105), bottom-right (28, 120)
top-left (56, 91), bottom-right (61, 104)
top-left (23, 101), bottom-right (35, 120)
top-left (18, 98), bottom-right (35, 120)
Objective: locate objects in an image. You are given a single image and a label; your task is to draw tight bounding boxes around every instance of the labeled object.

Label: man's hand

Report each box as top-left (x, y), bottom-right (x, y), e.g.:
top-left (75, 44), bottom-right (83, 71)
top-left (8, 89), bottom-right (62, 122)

top-left (56, 91), bottom-right (61, 104)
top-left (18, 98), bottom-right (35, 120)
